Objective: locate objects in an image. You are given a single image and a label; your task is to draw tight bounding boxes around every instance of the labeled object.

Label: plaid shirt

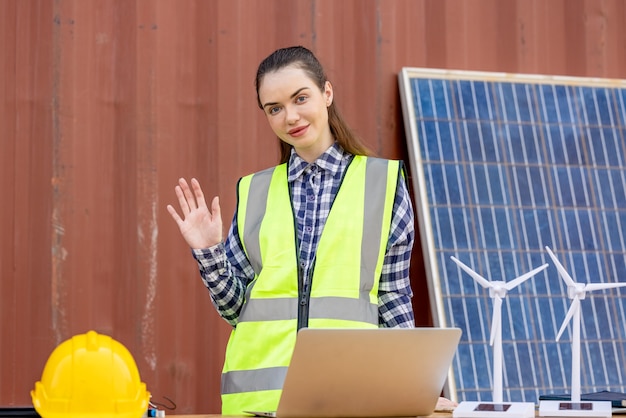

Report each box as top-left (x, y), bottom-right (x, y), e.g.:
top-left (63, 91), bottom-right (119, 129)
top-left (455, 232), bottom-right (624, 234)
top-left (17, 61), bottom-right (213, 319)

top-left (192, 143), bottom-right (415, 328)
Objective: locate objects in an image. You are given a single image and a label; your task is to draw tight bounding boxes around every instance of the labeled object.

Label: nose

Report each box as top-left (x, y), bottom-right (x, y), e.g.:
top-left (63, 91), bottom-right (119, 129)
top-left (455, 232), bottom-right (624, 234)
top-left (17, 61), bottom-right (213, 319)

top-left (284, 104), bottom-right (300, 125)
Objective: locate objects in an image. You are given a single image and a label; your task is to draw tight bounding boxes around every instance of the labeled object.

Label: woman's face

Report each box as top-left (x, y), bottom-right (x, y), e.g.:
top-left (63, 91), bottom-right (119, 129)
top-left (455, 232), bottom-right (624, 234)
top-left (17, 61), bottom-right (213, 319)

top-left (258, 65), bottom-right (334, 163)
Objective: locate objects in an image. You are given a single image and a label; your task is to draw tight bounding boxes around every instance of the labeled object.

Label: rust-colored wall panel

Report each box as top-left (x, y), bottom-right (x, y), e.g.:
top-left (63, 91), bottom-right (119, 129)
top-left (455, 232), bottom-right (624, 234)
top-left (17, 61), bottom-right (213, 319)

top-left (3, 0), bottom-right (626, 413)
top-left (1, 0), bottom-right (55, 403)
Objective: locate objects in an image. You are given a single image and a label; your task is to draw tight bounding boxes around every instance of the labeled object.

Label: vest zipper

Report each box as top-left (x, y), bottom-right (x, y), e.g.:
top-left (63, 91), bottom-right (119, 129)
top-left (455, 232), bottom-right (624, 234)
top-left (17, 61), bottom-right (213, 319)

top-left (297, 265), bottom-right (312, 330)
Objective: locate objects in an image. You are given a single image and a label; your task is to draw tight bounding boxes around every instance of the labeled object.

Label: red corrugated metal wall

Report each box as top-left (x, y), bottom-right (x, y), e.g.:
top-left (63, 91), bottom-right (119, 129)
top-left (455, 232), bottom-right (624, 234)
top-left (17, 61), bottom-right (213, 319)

top-left (2, 0), bottom-right (626, 413)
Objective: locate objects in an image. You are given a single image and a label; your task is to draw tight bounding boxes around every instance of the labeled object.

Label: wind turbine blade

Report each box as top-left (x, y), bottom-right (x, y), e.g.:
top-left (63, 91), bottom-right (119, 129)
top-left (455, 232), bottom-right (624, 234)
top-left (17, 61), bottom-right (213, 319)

top-left (585, 282), bottom-right (626, 292)
top-left (545, 246), bottom-right (577, 287)
top-left (490, 296), bottom-right (502, 346)
top-left (505, 263), bottom-right (549, 290)
top-left (556, 297), bottom-right (580, 341)
top-left (450, 256), bottom-right (491, 288)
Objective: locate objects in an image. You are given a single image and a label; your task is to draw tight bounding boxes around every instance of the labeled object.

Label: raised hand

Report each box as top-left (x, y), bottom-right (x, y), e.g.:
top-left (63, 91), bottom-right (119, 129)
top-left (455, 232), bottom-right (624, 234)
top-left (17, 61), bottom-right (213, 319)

top-left (166, 178), bottom-right (222, 249)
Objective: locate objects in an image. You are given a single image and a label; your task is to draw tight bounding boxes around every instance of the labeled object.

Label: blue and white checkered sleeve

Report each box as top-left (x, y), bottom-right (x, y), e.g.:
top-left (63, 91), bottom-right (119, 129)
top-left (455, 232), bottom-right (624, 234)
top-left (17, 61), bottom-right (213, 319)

top-left (192, 214), bottom-right (255, 327)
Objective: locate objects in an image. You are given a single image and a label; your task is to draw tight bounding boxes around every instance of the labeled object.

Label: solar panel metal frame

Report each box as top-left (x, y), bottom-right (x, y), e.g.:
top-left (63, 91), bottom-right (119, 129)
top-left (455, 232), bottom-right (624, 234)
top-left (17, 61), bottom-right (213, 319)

top-left (398, 67), bottom-right (626, 404)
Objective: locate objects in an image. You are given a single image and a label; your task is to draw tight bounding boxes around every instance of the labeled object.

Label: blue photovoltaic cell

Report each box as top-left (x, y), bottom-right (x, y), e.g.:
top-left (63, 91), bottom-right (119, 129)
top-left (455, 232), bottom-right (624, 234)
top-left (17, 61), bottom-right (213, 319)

top-left (399, 69), bottom-right (626, 403)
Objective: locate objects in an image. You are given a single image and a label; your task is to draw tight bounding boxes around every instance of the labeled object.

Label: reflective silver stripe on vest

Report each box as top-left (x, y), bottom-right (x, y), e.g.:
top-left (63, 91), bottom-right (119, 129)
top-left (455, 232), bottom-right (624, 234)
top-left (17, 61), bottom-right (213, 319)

top-left (238, 297), bottom-right (299, 321)
top-left (361, 157), bottom-right (390, 295)
top-left (222, 366), bottom-right (288, 394)
top-left (241, 157), bottom-right (393, 323)
top-left (236, 294), bottom-right (377, 323)
top-left (243, 167), bottom-right (274, 275)
top-left (309, 295), bottom-right (378, 323)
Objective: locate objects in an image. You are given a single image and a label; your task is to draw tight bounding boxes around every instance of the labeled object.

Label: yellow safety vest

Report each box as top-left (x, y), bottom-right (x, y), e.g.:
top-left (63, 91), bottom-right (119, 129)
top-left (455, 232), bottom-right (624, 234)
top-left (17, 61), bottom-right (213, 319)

top-left (220, 155), bottom-right (401, 414)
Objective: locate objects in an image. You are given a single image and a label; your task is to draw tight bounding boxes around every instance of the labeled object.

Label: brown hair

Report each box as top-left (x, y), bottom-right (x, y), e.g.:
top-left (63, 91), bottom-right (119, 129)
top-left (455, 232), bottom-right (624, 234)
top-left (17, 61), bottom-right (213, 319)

top-left (255, 46), bottom-right (373, 164)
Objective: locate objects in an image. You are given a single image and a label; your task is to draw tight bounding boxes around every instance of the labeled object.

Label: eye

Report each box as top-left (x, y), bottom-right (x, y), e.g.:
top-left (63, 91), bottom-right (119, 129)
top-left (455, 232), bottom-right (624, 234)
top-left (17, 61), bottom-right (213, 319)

top-left (268, 106), bottom-right (281, 115)
top-left (295, 95), bottom-right (308, 104)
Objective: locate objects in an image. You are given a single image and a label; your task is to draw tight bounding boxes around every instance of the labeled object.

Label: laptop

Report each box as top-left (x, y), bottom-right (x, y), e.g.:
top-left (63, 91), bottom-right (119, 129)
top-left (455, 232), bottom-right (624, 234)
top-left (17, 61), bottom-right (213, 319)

top-left (245, 327), bottom-right (462, 418)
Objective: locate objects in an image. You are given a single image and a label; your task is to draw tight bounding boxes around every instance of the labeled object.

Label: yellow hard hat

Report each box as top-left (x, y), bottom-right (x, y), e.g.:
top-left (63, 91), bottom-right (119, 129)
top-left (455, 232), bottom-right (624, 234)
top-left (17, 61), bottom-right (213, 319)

top-left (31, 330), bottom-right (151, 418)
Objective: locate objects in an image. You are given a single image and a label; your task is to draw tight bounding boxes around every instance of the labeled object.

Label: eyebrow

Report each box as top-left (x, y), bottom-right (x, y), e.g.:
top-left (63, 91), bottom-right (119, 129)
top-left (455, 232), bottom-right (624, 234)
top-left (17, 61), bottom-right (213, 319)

top-left (262, 87), bottom-right (310, 110)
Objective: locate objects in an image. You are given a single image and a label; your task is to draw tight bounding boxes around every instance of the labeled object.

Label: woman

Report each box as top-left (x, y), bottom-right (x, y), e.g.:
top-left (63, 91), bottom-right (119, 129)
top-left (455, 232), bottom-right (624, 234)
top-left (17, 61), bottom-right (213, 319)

top-left (167, 46), bottom-right (419, 414)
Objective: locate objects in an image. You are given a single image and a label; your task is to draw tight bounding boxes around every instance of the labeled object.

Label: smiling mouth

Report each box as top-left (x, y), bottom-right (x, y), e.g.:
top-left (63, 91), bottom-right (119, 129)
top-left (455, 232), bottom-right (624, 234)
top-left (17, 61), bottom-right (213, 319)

top-left (288, 125), bottom-right (308, 136)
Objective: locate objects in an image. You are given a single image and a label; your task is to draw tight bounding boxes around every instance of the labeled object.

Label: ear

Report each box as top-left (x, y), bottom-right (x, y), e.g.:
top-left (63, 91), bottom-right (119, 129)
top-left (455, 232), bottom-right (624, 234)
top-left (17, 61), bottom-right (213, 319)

top-left (324, 81), bottom-right (334, 107)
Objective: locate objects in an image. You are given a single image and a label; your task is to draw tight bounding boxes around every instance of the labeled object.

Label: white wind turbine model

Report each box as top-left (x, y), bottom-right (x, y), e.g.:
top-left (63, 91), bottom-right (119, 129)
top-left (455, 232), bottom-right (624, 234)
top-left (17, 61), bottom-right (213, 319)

top-left (539, 246), bottom-right (626, 418)
top-left (451, 256), bottom-right (548, 418)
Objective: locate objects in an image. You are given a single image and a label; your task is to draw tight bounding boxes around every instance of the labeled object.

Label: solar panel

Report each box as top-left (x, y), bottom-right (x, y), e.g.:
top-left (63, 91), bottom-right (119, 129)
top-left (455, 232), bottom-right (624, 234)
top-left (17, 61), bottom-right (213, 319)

top-left (398, 68), bottom-right (626, 404)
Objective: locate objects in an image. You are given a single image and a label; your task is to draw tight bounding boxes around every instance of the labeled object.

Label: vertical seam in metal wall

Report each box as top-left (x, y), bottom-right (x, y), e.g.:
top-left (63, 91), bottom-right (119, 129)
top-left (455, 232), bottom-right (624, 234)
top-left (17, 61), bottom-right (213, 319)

top-left (375, 0), bottom-right (382, 155)
top-left (311, 0), bottom-right (316, 47)
top-left (51, 0), bottom-right (66, 346)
